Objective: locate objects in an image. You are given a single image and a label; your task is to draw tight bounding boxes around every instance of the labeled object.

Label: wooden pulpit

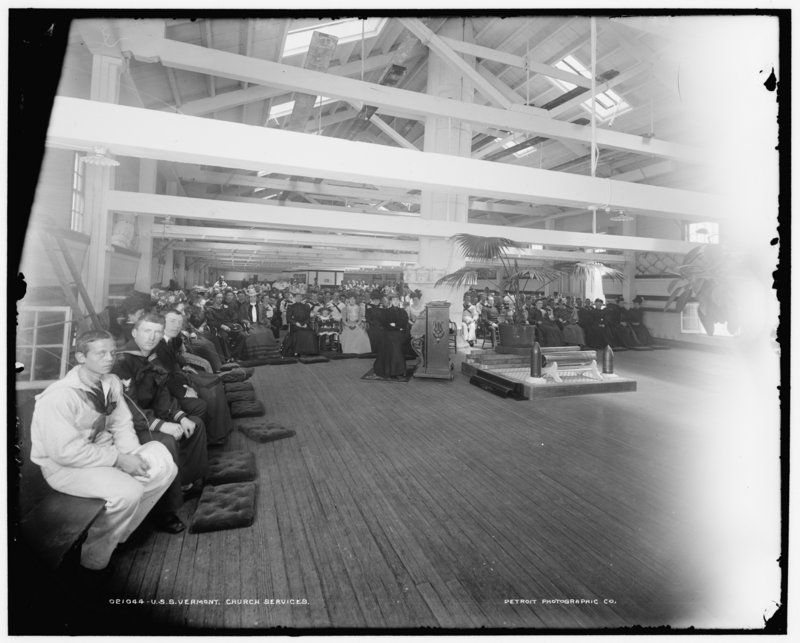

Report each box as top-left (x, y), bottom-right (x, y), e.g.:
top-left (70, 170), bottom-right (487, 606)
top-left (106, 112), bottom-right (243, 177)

top-left (413, 300), bottom-right (453, 380)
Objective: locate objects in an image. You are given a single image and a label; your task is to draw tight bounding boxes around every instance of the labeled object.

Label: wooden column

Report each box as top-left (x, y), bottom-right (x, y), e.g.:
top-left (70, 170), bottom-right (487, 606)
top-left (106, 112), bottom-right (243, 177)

top-left (544, 219), bottom-right (556, 296)
top-left (134, 159), bottom-right (157, 291)
top-left (83, 55), bottom-right (122, 311)
top-left (161, 245), bottom-right (174, 287)
top-left (406, 18), bottom-right (474, 323)
top-left (622, 218), bottom-right (637, 302)
top-left (175, 251), bottom-right (186, 288)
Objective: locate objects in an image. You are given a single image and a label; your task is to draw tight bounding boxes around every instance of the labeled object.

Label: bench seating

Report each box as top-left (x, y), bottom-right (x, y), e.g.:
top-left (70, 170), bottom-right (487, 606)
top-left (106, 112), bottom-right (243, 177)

top-left (15, 396), bottom-right (106, 570)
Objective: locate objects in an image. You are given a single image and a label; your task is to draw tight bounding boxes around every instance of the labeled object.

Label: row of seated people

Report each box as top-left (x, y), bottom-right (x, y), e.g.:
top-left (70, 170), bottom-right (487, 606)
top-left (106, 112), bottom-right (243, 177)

top-left (462, 294), bottom-right (657, 350)
top-left (30, 309), bottom-right (258, 581)
top-left (280, 289), bottom-right (423, 378)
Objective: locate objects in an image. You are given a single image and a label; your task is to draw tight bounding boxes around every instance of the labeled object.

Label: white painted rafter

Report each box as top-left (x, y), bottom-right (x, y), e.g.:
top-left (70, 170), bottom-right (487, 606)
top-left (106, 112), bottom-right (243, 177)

top-left (119, 37), bottom-right (699, 161)
top-left (48, 97), bottom-right (723, 219)
top-left (105, 190), bottom-right (700, 254)
top-left (398, 17), bottom-right (513, 109)
top-left (175, 48), bottom-right (424, 117)
top-left (160, 225), bottom-right (419, 251)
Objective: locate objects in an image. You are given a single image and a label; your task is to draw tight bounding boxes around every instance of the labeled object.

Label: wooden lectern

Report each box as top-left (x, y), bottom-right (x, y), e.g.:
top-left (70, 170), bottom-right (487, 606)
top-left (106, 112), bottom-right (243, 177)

top-left (413, 300), bottom-right (453, 380)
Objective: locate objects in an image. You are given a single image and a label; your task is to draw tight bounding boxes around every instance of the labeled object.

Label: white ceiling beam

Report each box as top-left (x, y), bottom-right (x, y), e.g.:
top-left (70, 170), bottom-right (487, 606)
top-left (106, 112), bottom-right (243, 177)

top-left (178, 85), bottom-right (286, 117)
top-left (306, 107), bottom-right (359, 133)
top-left (164, 67), bottom-right (183, 108)
top-left (160, 224), bottom-right (419, 251)
top-left (474, 65), bottom-right (529, 107)
top-left (441, 35), bottom-right (595, 90)
top-left (175, 168), bottom-right (420, 203)
top-left (611, 160), bottom-right (675, 183)
top-left (120, 37), bottom-right (697, 161)
top-left (176, 49), bottom-right (423, 117)
top-left (105, 190), bottom-right (700, 255)
top-left (469, 201), bottom-right (554, 218)
top-left (398, 18), bottom-right (513, 109)
top-left (367, 114), bottom-right (420, 150)
top-left (200, 21), bottom-right (216, 98)
top-left (172, 243), bottom-right (416, 264)
top-left (49, 97), bottom-right (726, 220)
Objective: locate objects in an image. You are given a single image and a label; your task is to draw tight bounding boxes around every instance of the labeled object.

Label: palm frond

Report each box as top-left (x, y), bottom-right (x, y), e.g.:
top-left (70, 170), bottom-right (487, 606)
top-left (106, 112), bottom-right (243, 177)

top-left (434, 267), bottom-right (479, 290)
top-left (451, 234), bottom-right (527, 261)
top-left (558, 261), bottom-right (626, 282)
top-left (506, 268), bottom-right (563, 283)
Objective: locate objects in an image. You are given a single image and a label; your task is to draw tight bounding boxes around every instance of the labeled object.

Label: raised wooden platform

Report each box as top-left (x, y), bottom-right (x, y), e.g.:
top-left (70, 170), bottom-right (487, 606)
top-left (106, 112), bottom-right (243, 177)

top-left (462, 347), bottom-right (636, 399)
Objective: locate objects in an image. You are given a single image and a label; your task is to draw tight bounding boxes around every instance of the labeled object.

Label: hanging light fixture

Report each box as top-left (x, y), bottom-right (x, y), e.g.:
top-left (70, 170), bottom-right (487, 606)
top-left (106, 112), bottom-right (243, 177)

top-left (609, 209), bottom-right (634, 222)
top-left (80, 146), bottom-right (120, 167)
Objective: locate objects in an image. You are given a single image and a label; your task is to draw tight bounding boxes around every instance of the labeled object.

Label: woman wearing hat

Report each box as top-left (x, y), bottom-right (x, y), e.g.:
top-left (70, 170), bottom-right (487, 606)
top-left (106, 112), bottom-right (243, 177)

top-left (280, 293), bottom-right (318, 357)
top-left (238, 287), bottom-right (278, 359)
top-left (340, 292), bottom-right (372, 354)
top-left (625, 296), bottom-right (656, 346)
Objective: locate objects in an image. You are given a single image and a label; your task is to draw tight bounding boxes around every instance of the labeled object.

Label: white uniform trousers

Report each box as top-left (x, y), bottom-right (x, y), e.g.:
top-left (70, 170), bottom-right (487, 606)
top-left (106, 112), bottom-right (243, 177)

top-left (44, 441), bottom-right (177, 570)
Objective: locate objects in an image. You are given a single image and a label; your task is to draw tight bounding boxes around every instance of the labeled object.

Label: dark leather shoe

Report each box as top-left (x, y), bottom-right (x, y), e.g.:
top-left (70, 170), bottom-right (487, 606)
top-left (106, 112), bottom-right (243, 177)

top-left (154, 513), bottom-right (186, 534)
top-left (182, 482), bottom-right (204, 500)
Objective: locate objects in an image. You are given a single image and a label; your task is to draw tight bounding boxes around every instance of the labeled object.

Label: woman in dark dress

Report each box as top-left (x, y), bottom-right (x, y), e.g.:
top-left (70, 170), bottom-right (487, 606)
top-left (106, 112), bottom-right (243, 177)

top-left (237, 287), bottom-right (277, 360)
top-left (373, 293), bottom-right (410, 379)
top-left (584, 299), bottom-right (617, 350)
top-left (625, 296), bottom-right (656, 346)
top-left (364, 289), bottom-right (384, 354)
top-left (281, 298), bottom-right (318, 356)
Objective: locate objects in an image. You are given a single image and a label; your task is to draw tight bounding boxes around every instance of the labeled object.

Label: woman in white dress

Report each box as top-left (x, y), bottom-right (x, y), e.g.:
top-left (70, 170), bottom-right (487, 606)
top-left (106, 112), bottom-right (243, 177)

top-left (339, 294), bottom-right (372, 354)
top-left (462, 296), bottom-right (477, 347)
top-left (407, 290), bottom-right (425, 323)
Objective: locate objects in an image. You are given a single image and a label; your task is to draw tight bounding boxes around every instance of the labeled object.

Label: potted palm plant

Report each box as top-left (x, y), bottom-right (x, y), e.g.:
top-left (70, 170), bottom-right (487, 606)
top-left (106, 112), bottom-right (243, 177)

top-left (664, 244), bottom-right (741, 336)
top-left (434, 234), bottom-right (561, 349)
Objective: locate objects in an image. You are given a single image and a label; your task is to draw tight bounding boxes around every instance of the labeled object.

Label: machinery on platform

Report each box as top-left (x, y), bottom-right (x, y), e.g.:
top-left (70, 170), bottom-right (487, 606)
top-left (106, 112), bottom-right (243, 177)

top-left (413, 301), bottom-right (453, 381)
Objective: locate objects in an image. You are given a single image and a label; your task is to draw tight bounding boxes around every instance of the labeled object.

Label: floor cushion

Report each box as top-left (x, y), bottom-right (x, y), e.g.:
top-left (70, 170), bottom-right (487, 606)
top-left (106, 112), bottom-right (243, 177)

top-left (219, 367), bottom-right (255, 383)
top-left (260, 357), bottom-right (298, 366)
top-left (206, 450), bottom-right (257, 485)
top-left (189, 482), bottom-right (256, 533)
top-left (298, 355), bottom-right (330, 364)
top-left (230, 400), bottom-right (265, 418)
top-left (226, 390), bottom-right (257, 403)
top-left (238, 422), bottom-right (296, 444)
top-left (224, 381), bottom-right (254, 393)
top-left (238, 357), bottom-right (282, 367)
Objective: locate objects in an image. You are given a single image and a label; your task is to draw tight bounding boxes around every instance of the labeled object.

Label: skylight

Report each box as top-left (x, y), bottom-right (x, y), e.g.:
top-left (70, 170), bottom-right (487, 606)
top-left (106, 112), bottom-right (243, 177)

top-left (493, 135), bottom-right (537, 159)
top-left (282, 18), bottom-right (388, 58)
top-left (268, 96), bottom-right (339, 121)
top-left (549, 55), bottom-right (632, 123)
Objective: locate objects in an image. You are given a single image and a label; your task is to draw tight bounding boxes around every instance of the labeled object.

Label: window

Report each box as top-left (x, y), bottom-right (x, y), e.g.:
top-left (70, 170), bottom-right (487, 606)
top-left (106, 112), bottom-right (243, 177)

top-left (549, 55), bottom-right (632, 123)
top-left (283, 18), bottom-right (388, 58)
top-left (16, 306), bottom-right (73, 388)
top-left (686, 221), bottom-right (720, 244)
top-left (70, 153), bottom-right (85, 232)
top-left (268, 96), bottom-right (340, 121)
top-left (494, 135), bottom-right (537, 159)
top-left (680, 301), bottom-right (734, 337)
top-left (680, 302), bottom-right (703, 334)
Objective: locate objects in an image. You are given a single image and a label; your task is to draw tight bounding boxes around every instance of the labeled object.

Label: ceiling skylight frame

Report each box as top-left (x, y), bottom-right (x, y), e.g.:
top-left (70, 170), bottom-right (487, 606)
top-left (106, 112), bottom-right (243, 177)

top-left (282, 17), bottom-right (389, 59)
top-left (548, 54), bottom-right (632, 123)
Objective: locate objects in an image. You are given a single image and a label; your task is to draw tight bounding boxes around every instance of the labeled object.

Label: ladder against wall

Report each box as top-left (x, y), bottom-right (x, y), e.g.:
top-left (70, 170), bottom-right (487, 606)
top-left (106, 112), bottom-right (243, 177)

top-left (38, 228), bottom-right (103, 335)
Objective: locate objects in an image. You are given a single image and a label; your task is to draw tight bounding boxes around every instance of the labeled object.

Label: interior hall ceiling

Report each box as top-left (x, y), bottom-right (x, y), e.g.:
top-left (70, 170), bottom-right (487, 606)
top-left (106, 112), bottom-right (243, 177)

top-left (62, 15), bottom-right (708, 273)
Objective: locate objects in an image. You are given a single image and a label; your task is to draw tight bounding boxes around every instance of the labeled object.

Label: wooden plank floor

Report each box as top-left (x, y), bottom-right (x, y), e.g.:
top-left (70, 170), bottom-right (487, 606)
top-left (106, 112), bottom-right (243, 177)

top-left (65, 345), bottom-right (779, 631)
